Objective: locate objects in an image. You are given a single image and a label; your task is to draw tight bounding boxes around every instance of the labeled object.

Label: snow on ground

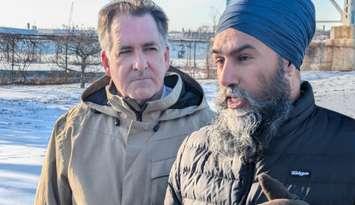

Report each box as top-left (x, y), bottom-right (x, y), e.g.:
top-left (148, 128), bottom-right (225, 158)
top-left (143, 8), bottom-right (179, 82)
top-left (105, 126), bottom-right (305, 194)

top-left (0, 71), bottom-right (355, 204)
top-left (302, 71), bottom-right (355, 118)
top-left (0, 84), bottom-right (82, 205)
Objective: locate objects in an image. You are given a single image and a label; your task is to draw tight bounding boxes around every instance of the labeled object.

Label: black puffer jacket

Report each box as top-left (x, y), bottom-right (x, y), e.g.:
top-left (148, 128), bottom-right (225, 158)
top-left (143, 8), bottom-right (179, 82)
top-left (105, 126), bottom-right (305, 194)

top-left (165, 81), bottom-right (355, 205)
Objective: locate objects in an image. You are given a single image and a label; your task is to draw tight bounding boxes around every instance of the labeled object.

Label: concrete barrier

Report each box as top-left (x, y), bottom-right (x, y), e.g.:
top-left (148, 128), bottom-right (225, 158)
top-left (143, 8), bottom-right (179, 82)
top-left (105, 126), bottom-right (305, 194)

top-left (302, 26), bottom-right (355, 71)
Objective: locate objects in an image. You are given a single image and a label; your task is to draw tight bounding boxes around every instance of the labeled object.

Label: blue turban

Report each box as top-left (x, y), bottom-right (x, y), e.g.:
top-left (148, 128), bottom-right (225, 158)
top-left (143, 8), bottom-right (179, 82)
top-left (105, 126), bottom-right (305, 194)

top-left (216, 0), bottom-right (316, 69)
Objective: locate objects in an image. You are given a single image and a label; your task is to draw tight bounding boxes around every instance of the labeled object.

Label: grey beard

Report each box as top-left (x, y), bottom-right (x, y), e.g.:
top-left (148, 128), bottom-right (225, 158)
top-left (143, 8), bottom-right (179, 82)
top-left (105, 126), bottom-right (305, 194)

top-left (209, 62), bottom-right (292, 163)
top-left (209, 109), bottom-right (262, 163)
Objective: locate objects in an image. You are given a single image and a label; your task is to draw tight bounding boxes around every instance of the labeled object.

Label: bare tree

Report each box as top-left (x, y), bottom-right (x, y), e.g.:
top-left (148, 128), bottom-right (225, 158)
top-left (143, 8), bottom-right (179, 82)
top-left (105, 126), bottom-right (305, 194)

top-left (0, 36), bottom-right (6, 63)
top-left (0, 34), bottom-right (18, 82)
top-left (53, 30), bottom-right (101, 88)
top-left (53, 35), bottom-right (75, 72)
top-left (0, 33), bottom-right (40, 83)
top-left (17, 37), bottom-right (41, 82)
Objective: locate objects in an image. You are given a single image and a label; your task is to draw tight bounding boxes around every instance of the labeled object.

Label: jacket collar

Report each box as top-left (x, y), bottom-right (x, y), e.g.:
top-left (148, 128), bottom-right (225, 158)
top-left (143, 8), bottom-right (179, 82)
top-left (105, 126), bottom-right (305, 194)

top-left (81, 71), bottom-right (210, 122)
top-left (277, 81), bottom-right (316, 138)
top-left (106, 72), bottom-right (183, 122)
top-left (81, 75), bottom-right (119, 118)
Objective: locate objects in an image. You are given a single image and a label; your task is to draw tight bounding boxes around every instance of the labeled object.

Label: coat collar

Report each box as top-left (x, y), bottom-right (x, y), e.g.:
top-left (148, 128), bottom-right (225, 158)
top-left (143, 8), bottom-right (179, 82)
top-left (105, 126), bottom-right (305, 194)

top-left (80, 70), bottom-right (210, 123)
top-left (106, 72), bottom-right (183, 122)
top-left (277, 81), bottom-right (316, 138)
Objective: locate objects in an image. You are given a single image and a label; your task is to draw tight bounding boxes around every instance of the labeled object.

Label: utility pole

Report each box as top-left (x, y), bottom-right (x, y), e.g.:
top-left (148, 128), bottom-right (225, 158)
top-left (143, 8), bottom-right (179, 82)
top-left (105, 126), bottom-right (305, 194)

top-left (64, 1), bottom-right (74, 73)
top-left (68, 1), bottom-right (74, 30)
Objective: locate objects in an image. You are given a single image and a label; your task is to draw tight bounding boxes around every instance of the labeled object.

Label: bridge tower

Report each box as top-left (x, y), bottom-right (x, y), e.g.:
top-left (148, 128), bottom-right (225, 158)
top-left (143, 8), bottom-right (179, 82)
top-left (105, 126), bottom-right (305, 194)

top-left (328, 0), bottom-right (355, 25)
top-left (343, 0), bottom-right (355, 25)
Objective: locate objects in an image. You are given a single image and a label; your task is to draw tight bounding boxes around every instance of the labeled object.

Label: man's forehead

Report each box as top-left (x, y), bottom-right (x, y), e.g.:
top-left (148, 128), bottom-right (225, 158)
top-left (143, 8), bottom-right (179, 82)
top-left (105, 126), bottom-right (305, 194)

top-left (109, 14), bottom-right (161, 46)
top-left (213, 28), bottom-right (271, 54)
top-left (111, 14), bottom-right (151, 34)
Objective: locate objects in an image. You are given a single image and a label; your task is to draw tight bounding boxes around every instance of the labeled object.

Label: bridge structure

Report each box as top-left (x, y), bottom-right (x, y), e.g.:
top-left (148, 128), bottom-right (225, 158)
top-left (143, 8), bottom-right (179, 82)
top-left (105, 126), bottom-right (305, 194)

top-left (343, 0), bottom-right (355, 25)
top-left (319, 0), bottom-right (355, 25)
top-left (304, 1), bottom-right (355, 71)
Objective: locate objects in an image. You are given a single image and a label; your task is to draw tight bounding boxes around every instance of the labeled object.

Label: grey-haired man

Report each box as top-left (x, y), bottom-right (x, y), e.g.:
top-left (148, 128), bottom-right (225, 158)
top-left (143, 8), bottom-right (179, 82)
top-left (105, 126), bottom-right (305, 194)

top-left (35, 1), bottom-right (213, 204)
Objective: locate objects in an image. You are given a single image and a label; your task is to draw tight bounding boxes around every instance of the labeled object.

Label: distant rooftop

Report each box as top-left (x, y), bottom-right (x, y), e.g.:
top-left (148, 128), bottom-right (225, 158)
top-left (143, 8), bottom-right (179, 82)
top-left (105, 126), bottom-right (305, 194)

top-left (0, 26), bottom-right (91, 36)
top-left (0, 27), bottom-right (39, 35)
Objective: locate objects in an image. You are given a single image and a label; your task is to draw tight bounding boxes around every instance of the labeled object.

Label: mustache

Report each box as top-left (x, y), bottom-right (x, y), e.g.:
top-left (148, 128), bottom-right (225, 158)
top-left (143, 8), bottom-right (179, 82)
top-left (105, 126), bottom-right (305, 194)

top-left (221, 84), bottom-right (249, 98)
top-left (131, 73), bottom-right (153, 81)
top-left (215, 84), bottom-right (260, 110)
top-left (132, 76), bottom-right (151, 80)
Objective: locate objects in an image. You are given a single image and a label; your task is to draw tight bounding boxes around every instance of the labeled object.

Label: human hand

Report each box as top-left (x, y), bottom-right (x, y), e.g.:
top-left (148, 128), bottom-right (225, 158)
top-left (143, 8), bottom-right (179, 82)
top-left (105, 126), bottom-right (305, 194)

top-left (257, 173), bottom-right (309, 205)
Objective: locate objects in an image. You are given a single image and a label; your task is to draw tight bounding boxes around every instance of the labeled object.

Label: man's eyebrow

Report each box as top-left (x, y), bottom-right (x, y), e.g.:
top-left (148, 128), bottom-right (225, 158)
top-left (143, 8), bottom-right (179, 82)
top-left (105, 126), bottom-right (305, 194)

top-left (143, 41), bottom-right (158, 47)
top-left (143, 41), bottom-right (157, 45)
top-left (118, 42), bottom-right (159, 49)
top-left (119, 45), bottom-right (132, 50)
top-left (212, 44), bottom-right (257, 55)
top-left (212, 48), bottom-right (221, 55)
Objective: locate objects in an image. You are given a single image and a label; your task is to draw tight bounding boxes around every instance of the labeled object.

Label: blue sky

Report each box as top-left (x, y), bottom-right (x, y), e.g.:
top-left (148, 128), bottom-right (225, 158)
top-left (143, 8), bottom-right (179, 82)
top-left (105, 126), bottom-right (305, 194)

top-left (0, 0), bottom-right (344, 30)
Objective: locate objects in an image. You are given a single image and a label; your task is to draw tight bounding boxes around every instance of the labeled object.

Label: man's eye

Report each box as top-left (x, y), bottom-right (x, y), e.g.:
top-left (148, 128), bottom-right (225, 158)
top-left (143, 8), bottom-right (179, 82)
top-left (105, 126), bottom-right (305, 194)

top-left (214, 58), bottom-right (224, 66)
top-left (238, 55), bottom-right (252, 61)
top-left (118, 50), bottom-right (131, 55)
top-left (145, 47), bottom-right (158, 52)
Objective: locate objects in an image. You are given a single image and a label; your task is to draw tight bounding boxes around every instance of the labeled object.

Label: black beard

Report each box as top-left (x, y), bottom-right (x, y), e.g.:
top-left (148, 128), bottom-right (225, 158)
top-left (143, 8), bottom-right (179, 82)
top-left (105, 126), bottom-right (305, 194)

top-left (210, 59), bottom-right (292, 163)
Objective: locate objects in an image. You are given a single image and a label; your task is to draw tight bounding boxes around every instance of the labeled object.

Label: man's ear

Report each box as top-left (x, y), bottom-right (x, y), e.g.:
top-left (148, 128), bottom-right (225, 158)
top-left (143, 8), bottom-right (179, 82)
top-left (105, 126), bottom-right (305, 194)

top-left (101, 50), bottom-right (111, 77)
top-left (284, 60), bottom-right (295, 78)
top-left (283, 60), bottom-right (301, 102)
top-left (163, 46), bottom-right (170, 71)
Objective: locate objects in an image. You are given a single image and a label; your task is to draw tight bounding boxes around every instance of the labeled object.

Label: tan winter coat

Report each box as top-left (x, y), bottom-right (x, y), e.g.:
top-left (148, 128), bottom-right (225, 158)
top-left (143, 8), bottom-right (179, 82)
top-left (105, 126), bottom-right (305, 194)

top-left (34, 71), bottom-right (214, 205)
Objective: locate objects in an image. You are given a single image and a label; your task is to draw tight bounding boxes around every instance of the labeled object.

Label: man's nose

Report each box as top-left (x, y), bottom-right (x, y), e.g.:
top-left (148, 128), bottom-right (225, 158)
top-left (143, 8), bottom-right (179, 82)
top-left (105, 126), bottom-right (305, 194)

top-left (219, 60), bottom-right (238, 87)
top-left (133, 51), bottom-right (148, 71)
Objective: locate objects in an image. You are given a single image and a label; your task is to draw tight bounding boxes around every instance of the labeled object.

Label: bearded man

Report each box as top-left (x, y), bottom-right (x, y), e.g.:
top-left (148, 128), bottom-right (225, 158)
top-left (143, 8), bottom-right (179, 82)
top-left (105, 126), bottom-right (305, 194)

top-left (164, 0), bottom-right (355, 204)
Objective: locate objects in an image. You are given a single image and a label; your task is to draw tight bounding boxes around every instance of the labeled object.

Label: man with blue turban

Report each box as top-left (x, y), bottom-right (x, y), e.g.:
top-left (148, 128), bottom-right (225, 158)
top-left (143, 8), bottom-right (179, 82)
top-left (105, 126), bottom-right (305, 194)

top-left (165, 0), bottom-right (355, 204)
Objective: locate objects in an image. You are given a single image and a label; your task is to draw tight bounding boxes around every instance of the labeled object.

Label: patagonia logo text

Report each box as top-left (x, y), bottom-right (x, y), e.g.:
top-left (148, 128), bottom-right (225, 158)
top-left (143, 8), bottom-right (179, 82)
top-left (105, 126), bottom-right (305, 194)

top-left (290, 170), bottom-right (311, 177)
